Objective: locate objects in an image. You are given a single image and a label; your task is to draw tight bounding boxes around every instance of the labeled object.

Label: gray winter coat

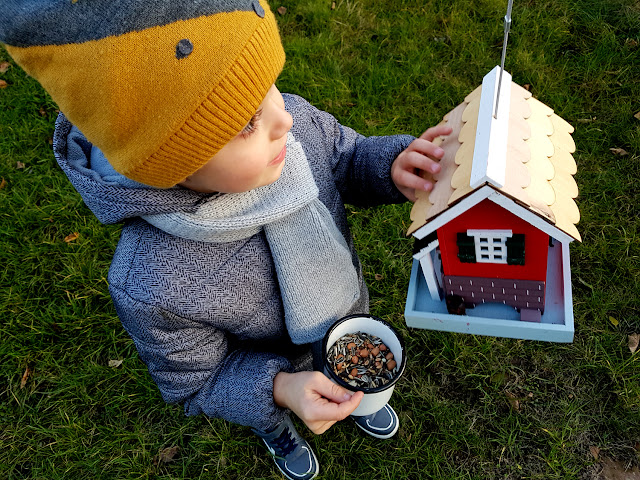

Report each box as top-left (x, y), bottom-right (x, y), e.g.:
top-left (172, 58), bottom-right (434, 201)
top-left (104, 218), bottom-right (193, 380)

top-left (54, 93), bottom-right (414, 431)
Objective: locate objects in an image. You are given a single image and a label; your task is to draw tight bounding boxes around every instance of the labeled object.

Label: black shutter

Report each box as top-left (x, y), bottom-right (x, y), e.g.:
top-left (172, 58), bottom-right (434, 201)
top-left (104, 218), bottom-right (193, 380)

top-left (506, 234), bottom-right (525, 265)
top-left (457, 232), bottom-right (476, 263)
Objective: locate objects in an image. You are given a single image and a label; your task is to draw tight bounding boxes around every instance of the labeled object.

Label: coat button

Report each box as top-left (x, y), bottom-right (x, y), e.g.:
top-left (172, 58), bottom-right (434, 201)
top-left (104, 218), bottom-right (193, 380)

top-left (176, 39), bottom-right (194, 59)
top-left (252, 0), bottom-right (265, 18)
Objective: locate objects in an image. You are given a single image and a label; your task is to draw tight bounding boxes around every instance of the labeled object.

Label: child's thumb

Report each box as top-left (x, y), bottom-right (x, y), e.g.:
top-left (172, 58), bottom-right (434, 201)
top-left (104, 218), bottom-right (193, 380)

top-left (321, 377), bottom-right (362, 405)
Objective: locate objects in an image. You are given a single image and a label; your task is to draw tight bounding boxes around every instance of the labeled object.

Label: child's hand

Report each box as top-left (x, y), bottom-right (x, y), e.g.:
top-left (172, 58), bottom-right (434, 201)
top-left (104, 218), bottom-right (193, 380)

top-left (273, 371), bottom-right (364, 434)
top-left (391, 124), bottom-right (453, 202)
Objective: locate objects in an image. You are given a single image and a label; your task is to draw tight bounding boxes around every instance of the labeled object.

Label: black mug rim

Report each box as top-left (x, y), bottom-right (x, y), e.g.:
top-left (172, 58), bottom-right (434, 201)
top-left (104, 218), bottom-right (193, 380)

top-left (322, 314), bottom-right (406, 394)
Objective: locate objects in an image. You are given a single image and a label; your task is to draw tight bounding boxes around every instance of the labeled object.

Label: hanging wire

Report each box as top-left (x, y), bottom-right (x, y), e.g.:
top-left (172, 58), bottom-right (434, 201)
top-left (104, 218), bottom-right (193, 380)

top-left (493, 0), bottom-right (514, 119)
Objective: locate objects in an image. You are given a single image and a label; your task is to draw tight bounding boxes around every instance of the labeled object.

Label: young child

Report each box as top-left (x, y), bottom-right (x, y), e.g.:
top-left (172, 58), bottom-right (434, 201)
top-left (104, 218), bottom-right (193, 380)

top-left (1, 1), bottom-right (450, 478)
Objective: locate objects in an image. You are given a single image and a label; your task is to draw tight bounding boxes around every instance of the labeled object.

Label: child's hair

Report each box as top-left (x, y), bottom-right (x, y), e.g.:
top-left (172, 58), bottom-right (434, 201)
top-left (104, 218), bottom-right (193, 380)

top-left (0, 0), bottom-right (285, 187)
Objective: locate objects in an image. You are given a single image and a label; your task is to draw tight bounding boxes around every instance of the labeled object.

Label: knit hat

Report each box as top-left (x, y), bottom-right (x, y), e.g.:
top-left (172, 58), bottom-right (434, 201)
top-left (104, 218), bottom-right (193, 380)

top-left (0, 0), bottom-right (285, 188)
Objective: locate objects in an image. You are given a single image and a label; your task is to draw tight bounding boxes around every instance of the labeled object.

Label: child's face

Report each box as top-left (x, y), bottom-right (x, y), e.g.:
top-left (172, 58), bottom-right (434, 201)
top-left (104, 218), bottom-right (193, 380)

top-left (179, 85), bottom-right (293, 193)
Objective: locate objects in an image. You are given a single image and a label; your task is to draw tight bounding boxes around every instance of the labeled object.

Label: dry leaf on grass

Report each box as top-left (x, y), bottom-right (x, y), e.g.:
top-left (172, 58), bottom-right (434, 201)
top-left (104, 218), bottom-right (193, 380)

top-left (634, 111), bottom-right (640, 120)
top-left (16, 161), bottom-right (25, 170)
top-left (589, 445), bottom-right (600, 460)
top-left (20, 366), bottom-right (32, 389)
top-left (153, 446), bottom-right (179, 465)
top-left (374, 274), bottom-right (383, 280)
top-left (609, 147), bottom-right (628, 156)
top-left (0, 178), bottom-right (6, 190)
top-left (0, 61), bottom-right (10, 73)
top-left (108, 359), bottom-right (123, 368)
top-left (64, 232), bottom-right (79, 243)
top-left (331, 1), bottom-right (336, 9)
top-left (609, 316), bottom-right (619, 327)
top-left (0, 80), bottom-right (8, 89)
top-left (628, 333), bottom-right (639, 354)
top-left (277, 6), bottom-right (286, 14)
top-left (505, 391), bottom-right (520, 411)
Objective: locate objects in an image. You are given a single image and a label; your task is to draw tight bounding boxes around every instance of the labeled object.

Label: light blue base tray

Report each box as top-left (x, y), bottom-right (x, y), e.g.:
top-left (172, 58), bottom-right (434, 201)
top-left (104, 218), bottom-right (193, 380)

top-left (404, 242), bottom-right (574, 343)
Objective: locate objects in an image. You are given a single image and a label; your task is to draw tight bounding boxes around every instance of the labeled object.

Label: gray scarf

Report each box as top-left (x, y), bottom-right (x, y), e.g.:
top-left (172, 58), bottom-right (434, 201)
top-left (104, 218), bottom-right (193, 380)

top-left (142, 133), bottom-right (360, 344)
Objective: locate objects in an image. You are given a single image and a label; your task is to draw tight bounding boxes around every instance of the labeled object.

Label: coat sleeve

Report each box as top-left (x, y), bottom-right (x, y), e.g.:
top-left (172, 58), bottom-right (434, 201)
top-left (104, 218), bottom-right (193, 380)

top-left (109, 285), bottom-right (294, 432)
top-left (285, 93), bottom-right (416, 207)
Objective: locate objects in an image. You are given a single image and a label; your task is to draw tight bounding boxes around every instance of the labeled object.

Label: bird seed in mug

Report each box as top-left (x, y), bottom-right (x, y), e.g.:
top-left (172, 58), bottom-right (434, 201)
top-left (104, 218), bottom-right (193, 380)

top-left (327, 332), bottom-right (398, 388)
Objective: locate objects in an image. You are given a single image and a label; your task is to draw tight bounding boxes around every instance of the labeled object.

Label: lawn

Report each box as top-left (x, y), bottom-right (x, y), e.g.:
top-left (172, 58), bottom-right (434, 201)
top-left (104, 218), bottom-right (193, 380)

top-left (1, 0), bottom-right (639, 478)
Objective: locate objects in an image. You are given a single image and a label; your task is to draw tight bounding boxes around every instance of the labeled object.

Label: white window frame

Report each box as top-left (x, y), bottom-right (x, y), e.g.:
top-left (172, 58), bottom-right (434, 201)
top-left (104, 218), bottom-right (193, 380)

top-left (467, 229), bottom-right (512, 264)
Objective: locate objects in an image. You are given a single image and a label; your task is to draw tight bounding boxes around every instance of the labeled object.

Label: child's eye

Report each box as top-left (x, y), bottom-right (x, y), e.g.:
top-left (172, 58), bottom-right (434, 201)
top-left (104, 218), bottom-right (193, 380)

top-left (239, 108), bottom-right (262, 138)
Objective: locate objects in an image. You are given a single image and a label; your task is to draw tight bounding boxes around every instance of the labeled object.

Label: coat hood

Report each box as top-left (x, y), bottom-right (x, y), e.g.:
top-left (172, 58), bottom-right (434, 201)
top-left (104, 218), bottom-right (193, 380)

top-left (53, 113), bottom-right (209, 225)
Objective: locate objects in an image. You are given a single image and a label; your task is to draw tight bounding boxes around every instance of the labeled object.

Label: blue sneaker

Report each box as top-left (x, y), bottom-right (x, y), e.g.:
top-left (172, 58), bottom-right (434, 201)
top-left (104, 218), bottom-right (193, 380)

top-left (253, 415), bottom-right (319, 480)
top-left (351, 403), bottom-right (399, 439)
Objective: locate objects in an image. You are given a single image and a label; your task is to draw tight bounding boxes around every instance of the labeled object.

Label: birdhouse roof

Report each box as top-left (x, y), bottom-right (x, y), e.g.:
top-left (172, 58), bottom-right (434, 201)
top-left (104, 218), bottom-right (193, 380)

top-left (407, 74), bottom-right (581, 242)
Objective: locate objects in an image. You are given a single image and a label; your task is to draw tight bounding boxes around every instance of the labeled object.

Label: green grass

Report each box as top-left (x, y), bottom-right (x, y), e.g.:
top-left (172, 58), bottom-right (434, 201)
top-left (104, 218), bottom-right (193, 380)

top-left (1, 0), bottom-right (639, 478)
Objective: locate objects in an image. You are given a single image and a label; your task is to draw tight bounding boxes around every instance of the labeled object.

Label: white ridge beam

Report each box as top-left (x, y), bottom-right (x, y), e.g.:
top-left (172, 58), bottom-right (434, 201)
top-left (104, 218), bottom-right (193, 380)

top-left (470, 65), bottom-right (511, 189)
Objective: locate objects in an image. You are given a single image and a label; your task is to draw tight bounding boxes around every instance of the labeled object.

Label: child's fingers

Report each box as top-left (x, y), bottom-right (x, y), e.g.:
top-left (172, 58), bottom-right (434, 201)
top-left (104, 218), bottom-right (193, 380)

top-left (331, 398), bottom-right (361, 421)
top-left (407, 139), bottom-right (445, 163)
top-left (394, 167), bottom-right (434, 193)
top-left (314, 390), bottom-right (364, 421)
top-left (395, 149), bottom-right (441, 184)
top-left (317, 375), bottom-right (364, 412)
top-left (418, 124), bottom-right (453, 142)
top-left (293, 375), bottom-right (366, 432)
top-left (314, 374), bottom-right (361, 404)
top-left (298, 390), bottom-right (362, 427)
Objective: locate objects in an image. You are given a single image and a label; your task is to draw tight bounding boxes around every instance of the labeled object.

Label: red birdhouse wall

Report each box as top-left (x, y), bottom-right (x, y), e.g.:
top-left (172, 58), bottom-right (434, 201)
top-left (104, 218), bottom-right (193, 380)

top-left (437, 199), bottom-right (549, 281)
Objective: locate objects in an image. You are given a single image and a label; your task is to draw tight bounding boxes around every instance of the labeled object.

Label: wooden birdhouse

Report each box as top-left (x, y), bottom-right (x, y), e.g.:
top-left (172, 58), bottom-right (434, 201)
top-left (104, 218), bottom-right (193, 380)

top-left (404, 66), bottom-right (580, 342)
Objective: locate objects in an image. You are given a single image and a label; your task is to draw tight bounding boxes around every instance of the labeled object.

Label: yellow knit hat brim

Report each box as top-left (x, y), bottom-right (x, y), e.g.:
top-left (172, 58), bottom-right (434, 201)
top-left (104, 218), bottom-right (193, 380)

top-left (136, 14), bottom-right (284, 187)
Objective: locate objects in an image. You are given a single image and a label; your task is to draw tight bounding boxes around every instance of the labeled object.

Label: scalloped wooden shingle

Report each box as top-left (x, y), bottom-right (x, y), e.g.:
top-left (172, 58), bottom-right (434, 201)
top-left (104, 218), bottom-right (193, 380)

top-left (407, 79), bottom-right (581, 242)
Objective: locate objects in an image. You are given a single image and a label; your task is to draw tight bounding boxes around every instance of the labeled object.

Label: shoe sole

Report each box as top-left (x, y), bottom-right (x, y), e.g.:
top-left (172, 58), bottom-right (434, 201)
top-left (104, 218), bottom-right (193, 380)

top-left (353, 417), bottom-right (399, 439)
top-left (352, 405), bottom-right (400, 439)
top-left (261, 438), bottom-right (319, 480)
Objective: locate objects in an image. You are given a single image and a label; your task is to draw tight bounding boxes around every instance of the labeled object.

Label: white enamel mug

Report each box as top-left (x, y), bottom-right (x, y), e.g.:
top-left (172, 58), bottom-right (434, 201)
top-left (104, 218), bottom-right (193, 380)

top-left (323, 314), bottom-right (406, 416)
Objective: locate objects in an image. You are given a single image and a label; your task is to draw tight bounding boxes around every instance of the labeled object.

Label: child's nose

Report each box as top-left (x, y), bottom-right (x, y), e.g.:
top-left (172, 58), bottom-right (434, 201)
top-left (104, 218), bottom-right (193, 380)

top-left (271, 108), bottom-right (293, 140)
